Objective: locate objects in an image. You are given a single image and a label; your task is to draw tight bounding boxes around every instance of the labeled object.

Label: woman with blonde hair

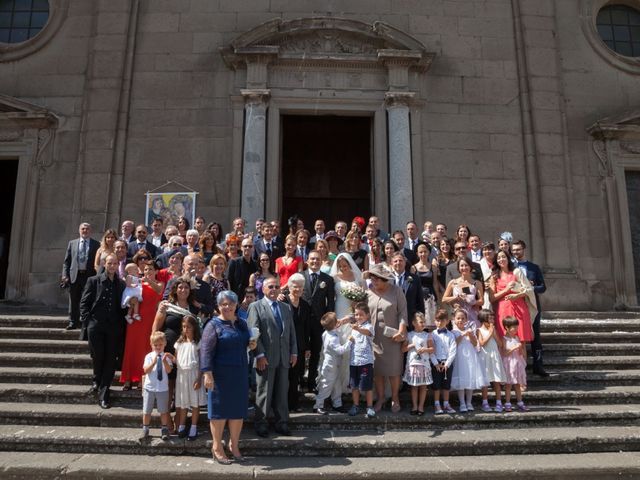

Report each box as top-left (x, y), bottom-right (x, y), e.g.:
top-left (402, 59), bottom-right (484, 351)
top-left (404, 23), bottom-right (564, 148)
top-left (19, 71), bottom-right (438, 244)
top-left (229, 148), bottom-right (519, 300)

top-left (94, 229), bottom-right (117, 271)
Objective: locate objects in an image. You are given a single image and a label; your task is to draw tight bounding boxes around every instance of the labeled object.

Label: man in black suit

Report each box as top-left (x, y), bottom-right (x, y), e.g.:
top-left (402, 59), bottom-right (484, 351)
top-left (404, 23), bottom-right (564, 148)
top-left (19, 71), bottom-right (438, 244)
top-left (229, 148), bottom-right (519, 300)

top-left (61, 223), bottom-right (100, 330)
top-left (148, 217), bottom-right (167, 250)
top-left (227, 237), bottom-right (257, 301)
top-left (445, 241), bottom-right (483, 285)
top-left (308, 219), bottom-right (325, 250)
top-left (127, 224), bottom-right (158, 262)
top-left (302, 250), bottom-right (335, 391)
top-left (296, 229), bottom-right (310, 262)
top-left (253, 222), bottom-right (282, 262)
top-left (390, 252), bottom-right (424, 329)
top-left (80, 254), bottom-right (126, 409)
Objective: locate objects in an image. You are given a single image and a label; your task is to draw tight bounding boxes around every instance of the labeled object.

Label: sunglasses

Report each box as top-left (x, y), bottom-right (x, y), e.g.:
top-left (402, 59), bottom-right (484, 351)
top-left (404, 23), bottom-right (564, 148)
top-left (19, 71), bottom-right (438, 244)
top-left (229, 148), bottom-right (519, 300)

top-left (455, 246), bottom-right (466, 251)
top-left (138, 256), bottom-right (150, 261)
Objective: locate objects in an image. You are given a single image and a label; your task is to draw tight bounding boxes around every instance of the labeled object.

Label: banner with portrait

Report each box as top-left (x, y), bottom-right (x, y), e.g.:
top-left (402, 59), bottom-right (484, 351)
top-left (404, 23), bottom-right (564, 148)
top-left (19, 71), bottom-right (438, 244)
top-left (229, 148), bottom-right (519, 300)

top-left (145, 192), bottom-right (196, 228)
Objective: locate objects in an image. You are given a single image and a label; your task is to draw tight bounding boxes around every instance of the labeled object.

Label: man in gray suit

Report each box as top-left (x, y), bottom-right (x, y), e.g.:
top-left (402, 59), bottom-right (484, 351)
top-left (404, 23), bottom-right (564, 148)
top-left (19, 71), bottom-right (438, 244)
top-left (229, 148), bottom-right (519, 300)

top-left (62, 223), bottom-right (100, 330)
top-left (248, 276), bottom-right (298, 437)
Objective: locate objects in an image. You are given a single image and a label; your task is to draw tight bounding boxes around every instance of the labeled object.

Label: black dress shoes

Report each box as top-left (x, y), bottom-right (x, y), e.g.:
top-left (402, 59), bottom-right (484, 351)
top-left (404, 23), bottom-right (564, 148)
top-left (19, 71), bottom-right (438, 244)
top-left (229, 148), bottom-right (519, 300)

top-left (274, 425), bottom-right (291, 436)
top-left (99, 400), bottom-right (110, 409)
top-left (65, 322), bottom-right (78, 330)
top-left (89, 382), bottom-right (99, 394)
top-left (533, 367), bottom-right (550, 377)
top-left (255, 427), bottom-right (269, 438)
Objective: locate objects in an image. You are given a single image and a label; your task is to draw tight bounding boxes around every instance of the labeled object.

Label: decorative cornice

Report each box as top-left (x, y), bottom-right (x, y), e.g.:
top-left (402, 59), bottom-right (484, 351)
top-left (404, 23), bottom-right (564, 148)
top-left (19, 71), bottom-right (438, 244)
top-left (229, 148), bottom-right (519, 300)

top-left (384, 91), bottom-right (416, 108)
top-left (241, 89), bottom-right (271, 105)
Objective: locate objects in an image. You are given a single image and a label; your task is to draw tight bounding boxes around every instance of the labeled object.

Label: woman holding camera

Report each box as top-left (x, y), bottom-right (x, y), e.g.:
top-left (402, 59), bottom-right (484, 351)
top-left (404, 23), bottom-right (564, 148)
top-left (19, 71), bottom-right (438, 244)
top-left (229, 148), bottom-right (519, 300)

top-left (442, 257), bottom-right (484, 328)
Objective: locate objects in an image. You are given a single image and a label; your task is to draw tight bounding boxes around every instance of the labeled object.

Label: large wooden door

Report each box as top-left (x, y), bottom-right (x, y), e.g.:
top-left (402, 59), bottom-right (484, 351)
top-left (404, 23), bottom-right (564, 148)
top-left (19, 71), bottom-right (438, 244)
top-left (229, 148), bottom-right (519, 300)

top-left (281, 115), bottom-right (372, 229)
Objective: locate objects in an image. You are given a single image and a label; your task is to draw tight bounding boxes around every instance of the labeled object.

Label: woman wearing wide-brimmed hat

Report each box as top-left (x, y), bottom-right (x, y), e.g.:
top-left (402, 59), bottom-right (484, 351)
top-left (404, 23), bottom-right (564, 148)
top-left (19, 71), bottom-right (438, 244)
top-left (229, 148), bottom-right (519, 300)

top-left (364, 263), bottom-right (408, 413)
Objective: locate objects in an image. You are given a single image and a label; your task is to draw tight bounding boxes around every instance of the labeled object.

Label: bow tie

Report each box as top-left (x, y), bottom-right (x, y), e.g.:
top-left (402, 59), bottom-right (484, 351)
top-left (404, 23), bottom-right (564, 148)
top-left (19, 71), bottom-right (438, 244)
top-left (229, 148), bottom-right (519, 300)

top-left (437, 328), bottom-right (448, 334)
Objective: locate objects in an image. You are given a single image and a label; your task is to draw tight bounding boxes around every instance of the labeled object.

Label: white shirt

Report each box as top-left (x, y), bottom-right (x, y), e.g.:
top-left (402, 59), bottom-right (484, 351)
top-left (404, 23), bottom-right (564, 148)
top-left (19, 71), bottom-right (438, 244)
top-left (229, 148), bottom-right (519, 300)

top-left (321, 330), bottom-right (351, 369)
top-left (142, 351), bottom-right (172, 392)
top-left (430, 329), bottom-right (457, 368)
top-left (350, 321), bottom-right (374, 366)
top-left (470, 249), bottom-right (482, 263)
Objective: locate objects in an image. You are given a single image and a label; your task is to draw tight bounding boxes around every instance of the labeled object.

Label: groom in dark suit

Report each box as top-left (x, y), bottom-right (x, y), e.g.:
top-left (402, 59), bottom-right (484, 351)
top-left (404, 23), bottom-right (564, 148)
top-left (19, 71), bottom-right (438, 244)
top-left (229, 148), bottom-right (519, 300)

top-left (248, 276), bottom-right (298, 437)
top-left (80, 254), bottom-right (126, 409)
top-left (302, 250), bottom-right (335, 391)
top-left (391, 252), bottom-right (424, 330)
top-left (61, 223), bottom-right (100, 330)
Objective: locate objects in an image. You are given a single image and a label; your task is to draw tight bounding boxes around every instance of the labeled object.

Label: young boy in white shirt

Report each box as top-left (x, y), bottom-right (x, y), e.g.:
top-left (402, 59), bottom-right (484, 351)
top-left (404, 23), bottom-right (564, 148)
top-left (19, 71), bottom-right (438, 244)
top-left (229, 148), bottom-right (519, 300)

top-left (347, 302), bottom-right (375, 418)
top-left (429, 308), bottom-right (457, 414)
top-left (314, 312), bottom-right (351, 414)
top-left (140, 331), bottom-right (175, 440)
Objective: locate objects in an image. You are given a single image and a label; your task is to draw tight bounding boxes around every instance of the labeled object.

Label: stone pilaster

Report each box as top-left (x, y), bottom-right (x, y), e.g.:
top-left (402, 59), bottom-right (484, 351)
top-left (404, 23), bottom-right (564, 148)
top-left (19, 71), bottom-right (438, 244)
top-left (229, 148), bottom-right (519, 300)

top-left (385, 91), bottom-right (415, 232)
top-left (240, 89), bottom-right (270, 228)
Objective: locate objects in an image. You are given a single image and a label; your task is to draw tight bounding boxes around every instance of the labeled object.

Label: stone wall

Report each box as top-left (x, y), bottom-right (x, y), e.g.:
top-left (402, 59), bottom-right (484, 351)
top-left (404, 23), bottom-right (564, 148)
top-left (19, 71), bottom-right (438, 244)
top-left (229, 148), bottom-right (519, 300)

top-left (1, 0), bottom-right (637, 309)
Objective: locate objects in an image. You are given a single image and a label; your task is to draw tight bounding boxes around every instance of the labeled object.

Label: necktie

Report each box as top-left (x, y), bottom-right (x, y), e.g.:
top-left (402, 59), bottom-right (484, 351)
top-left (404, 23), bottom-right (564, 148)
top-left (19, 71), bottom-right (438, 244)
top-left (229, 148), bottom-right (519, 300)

top-left (266, 242), bottom-right (272, 255)
top-left (78, 240), bottom-right (87, 264)
top-left (156, 354), bottom-right (163, 381)
top-left (271, 301), bottom-right (283, 334)
top-left (437, 328), bottom-right (447, 334)
top-left (311, 272), bottom-right (318, 291)
top-left (396, 274), bottom-right (404, 288)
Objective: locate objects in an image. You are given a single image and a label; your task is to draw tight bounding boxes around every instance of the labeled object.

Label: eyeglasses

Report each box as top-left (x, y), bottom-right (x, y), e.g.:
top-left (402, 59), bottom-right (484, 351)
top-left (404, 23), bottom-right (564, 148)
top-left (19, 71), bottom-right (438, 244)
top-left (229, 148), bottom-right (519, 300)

top-left (138, 256), bottom-right (150, 261)
top-left (455, 246), bottom-right (466, 251)
top-left (260, 258), bottom-right (270, 262)
top-left (173, 243), bottom-right (182, 247)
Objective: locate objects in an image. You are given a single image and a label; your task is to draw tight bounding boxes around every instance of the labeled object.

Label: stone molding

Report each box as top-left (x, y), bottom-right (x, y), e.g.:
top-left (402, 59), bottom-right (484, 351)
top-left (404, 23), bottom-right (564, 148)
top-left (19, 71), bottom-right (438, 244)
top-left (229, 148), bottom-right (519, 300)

top-left (0, 95), bottom-right (59, 301)
top-left (221, 17), bottom-right (433, 73)
top-left (384, 91), bottom-right (416, 108)
top-left (587, 109), bottom-right (640, 308)
top-left (0, 0), bottom-right (69, 63)
top-left (580, 0), bottom-right (640, 75)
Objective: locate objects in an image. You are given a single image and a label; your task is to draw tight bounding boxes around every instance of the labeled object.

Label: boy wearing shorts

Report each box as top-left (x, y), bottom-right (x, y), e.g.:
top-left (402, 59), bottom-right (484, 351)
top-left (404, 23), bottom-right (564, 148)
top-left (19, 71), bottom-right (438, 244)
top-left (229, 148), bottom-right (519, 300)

top-left (140, 331), bottom-right (174, 440)
top-left (348, 302), bottom-right (375, 418)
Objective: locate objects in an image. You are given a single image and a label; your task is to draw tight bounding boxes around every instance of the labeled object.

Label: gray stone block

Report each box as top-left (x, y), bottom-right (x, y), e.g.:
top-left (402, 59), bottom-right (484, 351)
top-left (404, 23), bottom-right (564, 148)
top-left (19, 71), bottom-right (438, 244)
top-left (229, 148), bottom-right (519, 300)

top-left (138, 13), bottom-right (180, 33)
top-left (97, 13), bottom-right (130, 35)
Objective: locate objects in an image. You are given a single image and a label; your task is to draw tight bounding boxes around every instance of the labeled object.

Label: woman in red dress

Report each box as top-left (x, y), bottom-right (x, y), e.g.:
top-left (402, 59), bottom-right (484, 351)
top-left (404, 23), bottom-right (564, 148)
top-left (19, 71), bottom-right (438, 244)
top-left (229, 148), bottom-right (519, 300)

top-left (275, 234), bottom-right (303, 287)
top-left (120, 261), bottom-right (165, 389)
top-left (489, 250), bottom-right (536, 342)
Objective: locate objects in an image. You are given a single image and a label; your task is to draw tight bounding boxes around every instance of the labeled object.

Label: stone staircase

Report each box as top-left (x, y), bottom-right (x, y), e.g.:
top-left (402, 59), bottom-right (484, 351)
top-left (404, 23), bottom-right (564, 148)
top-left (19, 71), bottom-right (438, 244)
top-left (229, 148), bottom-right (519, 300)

top-left (1, 310), bottom-right (640, 478)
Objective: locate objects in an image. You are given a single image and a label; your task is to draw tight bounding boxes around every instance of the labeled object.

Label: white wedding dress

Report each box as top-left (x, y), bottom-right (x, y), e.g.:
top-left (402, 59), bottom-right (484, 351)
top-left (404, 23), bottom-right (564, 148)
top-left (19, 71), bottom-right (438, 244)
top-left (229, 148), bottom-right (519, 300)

top-left (330, 253), bottom-right (365, 394)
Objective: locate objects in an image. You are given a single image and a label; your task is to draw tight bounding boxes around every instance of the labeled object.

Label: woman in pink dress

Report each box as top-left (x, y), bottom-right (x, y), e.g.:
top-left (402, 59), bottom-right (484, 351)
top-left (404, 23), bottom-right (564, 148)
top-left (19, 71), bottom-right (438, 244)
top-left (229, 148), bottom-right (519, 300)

top-left (275, 234), bottom-right (303, 287)
top-left (120, 262), bottom-right (164, 389)
top-left (489, 250), bottom-right (535, 342)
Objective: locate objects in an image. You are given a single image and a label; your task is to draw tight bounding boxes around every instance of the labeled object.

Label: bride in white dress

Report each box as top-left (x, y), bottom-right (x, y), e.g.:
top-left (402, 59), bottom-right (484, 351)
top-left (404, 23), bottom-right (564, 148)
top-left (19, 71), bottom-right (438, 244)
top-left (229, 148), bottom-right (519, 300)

top-left (329, 252), bottom-right (366, 394)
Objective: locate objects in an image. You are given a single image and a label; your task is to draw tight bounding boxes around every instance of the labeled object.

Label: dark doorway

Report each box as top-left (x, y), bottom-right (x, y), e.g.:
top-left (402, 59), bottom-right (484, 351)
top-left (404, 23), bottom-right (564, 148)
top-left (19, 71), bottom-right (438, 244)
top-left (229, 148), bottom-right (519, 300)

top-left (625, 170), bottom-right (640, 301)
top-left (0, 159), bottom-right (18, 298)
top-left (281, 115), bottom-right (371, 230)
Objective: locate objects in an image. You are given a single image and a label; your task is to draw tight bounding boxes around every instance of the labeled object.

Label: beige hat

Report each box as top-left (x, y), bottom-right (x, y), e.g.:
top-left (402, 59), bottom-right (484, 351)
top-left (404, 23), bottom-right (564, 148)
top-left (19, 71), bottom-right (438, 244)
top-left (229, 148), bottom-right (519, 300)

top-left (363, 263), bottom-right (395, 281)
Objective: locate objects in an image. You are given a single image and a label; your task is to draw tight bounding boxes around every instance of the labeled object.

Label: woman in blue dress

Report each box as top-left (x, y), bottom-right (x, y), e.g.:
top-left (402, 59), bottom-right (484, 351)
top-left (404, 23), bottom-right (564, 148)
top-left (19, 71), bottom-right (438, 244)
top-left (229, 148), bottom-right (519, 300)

top-left (200, 290), bottom-right (256, 464)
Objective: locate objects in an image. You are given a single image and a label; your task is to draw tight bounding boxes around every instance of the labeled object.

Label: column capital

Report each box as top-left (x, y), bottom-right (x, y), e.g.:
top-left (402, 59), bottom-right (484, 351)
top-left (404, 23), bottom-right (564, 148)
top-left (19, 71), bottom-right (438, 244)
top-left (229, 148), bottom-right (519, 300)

top-left (384, 91), bottom-right (415, 108)
top-left (241, 89), bottom-right (271, 105)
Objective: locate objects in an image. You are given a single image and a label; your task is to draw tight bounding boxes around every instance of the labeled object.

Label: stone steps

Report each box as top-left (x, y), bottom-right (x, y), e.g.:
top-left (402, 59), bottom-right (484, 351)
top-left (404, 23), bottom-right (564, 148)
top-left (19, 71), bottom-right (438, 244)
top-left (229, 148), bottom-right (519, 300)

top-left (3, 451), bottom-right (640, 480)
top-left (4, 337), bottom-right (640, 356)
top-left (7, 366), bottom-right (637, 386)
top-left (1, 310), bottom-right (640, 467)
top-left (1, 383), bottom-right (638, 407)
top-left (1, 424), bottom-right (639, 457)
top-left (1, 402), bottom-right (638, 430)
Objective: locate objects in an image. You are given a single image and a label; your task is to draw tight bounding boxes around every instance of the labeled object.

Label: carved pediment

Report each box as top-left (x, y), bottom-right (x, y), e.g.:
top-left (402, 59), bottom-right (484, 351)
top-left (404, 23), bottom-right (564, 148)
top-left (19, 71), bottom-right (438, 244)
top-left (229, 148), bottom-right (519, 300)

top-left (0, 94), bottom-right (59, 128)
top-left (587, 109), bottom-right (640, 140)
top-left (221, 17), bottom-right (433, 71)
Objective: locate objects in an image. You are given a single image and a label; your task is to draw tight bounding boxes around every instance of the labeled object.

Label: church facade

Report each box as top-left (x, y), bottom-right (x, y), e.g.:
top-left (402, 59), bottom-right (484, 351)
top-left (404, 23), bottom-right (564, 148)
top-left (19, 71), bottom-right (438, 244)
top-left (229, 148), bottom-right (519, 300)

top-left (0, 0), bottom-right (639, 310)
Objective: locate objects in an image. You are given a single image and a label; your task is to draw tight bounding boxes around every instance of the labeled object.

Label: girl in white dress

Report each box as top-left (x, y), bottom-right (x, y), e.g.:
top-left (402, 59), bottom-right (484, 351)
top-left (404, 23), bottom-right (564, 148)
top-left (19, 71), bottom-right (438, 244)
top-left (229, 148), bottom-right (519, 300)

top-left (174, 315), bottom-right (206, 440)
top-left (477, 309), bottom-right (507, 412)
top-left (402, 312), bottom-right (434, 416)
top-left (330, 252), bottom-right (366, 393)
top-left (450, 308), bottom-right (487, 412)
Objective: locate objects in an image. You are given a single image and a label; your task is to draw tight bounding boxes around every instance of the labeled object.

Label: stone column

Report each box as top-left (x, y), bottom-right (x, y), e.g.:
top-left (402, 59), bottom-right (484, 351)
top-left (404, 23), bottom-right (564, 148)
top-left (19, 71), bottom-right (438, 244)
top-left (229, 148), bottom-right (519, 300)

top-left (386, 92), bottom-right (415, 232)
top-left (240, 89), bottom-right (270, 228)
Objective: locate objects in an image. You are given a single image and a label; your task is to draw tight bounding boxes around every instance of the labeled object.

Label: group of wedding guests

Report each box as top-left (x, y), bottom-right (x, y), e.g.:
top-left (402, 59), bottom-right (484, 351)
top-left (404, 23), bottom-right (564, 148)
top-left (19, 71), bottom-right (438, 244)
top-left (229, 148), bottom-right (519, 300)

top-left (65, 213), bottom-right (546, 463)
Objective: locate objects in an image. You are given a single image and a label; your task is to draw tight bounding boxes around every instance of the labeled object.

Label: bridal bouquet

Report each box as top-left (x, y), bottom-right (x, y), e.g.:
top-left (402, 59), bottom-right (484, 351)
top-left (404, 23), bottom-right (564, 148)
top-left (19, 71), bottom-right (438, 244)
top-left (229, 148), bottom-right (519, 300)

top-left (340, 284), bottom-right (368, 302)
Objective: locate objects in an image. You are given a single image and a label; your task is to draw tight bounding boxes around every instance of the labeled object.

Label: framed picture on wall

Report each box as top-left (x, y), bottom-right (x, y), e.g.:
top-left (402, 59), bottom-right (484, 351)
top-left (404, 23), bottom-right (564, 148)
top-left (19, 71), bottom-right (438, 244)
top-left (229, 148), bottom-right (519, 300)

top-left (145, 192), bottom-right (196, 228)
